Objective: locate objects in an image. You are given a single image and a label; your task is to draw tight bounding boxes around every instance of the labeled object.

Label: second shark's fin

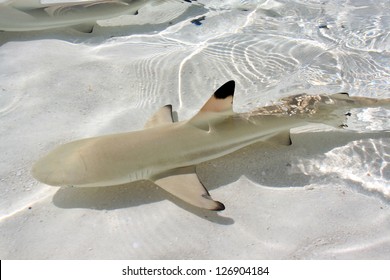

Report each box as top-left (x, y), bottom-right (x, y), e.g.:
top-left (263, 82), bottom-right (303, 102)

top-left (266, 130), bottom-right (292, 146)
top-left (71, 23), bottom-right (95, 33)
top-left (144, 105), bottom-right (174, 128)
top-left (154, 166), bottom-right (225, 211)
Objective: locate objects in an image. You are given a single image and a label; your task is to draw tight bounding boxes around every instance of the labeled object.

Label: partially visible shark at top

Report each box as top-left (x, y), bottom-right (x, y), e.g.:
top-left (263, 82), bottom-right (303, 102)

top-left (32, 80), bottom-right (390, 211)
top-left (0, 0), bottom-right (198, 32)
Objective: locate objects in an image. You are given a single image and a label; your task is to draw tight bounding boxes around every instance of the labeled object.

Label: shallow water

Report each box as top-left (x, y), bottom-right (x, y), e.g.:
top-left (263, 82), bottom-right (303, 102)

top-left (0, 0), bottom-right (390, 259)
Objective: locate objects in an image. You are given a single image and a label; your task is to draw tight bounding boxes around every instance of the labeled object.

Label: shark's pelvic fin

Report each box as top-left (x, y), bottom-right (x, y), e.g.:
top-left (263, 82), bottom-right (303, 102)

top-left (154, 166), bottom-right (225, 211)
top-left (144, 105), bottom-right (174, 128)
top-left (331, 92), bottom-right (350, 99)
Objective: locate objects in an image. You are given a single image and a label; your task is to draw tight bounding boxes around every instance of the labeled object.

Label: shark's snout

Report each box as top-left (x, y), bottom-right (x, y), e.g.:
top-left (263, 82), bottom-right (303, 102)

top-left (32, 147), bottom-right (87, 187)
top-left (31, 159), bottom-right (66, 186)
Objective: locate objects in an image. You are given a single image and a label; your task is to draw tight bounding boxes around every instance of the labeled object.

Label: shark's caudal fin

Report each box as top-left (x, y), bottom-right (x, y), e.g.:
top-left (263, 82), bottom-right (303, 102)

top-left (144, 105), bottom-right (174, 128)
top-left (154, 167), bottom-right (225, 211)
top-left (330, 92), bottom-right (390, 109)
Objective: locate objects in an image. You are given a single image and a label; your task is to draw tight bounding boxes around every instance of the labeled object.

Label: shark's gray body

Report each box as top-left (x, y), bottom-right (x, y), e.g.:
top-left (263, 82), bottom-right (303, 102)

top-left (0, 0), bottom-right (171, 32)
top-left (32, 81), bottom-right (390, 210)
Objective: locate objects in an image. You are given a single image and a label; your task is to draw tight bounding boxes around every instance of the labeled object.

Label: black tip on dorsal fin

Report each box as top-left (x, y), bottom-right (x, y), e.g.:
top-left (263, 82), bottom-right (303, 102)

top-left (190, 80), bottom-right (236, 123)
top-left (214, 80), bottom-right (235, 99)
top-left (331, 92), bottom-right (350, 100)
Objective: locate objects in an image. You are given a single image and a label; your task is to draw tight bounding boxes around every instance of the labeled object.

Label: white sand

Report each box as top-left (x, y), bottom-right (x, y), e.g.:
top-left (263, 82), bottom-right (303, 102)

top-left (1, 0), bottom-right (390, 259)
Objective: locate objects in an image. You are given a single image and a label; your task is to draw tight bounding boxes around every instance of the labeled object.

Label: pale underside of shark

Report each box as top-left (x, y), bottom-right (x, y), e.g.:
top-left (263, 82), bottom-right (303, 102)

top-left (0, 0), bottom-right (187, 32)
top-left (32, 80), bottom-right (390, 210)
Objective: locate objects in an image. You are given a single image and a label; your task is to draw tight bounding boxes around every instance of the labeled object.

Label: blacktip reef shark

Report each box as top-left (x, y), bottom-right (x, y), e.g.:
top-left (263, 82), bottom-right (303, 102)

top-left (32, 81), bottom-right (390, 211)
top-left (0, 0), bottom-right (190, 32)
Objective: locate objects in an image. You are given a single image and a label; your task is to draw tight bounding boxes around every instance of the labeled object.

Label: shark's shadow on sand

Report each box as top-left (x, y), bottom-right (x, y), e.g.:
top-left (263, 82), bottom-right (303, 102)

top-left (52, 129), bottom-right (390, 223)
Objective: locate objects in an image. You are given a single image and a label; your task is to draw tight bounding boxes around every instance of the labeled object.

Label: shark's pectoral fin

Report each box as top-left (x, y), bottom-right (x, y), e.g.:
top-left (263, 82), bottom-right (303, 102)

top-left (153, 167), bottom-right (225, 211)
top-left (144, 105), bottom-right (174, 128)
top-left (266, 130), bottom-right (292, 146)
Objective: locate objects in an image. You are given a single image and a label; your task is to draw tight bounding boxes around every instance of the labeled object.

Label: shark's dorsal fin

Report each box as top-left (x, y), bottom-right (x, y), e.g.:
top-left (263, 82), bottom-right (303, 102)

top-left (144, 105), bottom-right (174, 128)
top-left (199, 80), bottom-right (235, 113)
top-left (154, 166), bottom-right (225, 211)
top-left (188, 80), bottom-right (235, 129)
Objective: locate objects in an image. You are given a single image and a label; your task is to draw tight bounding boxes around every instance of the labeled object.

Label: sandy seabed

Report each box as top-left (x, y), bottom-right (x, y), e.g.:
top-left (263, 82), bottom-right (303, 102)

top-left (1, 0), bottom-right (390, 259)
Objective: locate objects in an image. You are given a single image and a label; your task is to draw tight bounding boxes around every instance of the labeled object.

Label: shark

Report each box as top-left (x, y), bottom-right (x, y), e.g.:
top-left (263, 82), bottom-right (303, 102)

top-left (32, 80), bottom-right (390, 210)
top-left (0, 0), bottom-right (187, 32)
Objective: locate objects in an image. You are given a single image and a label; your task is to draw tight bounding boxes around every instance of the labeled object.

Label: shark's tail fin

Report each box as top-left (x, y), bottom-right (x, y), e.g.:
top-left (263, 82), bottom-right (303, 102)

top-left (331, 93), bottom-right (390, 110)
top-left (324, 93), bottom-right (390, 129)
